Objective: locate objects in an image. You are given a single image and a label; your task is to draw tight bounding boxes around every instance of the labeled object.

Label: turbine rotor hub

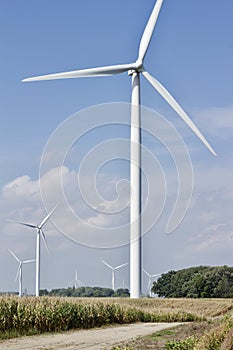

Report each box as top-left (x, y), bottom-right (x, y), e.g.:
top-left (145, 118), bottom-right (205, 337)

top-left (135, 59), bottom-right (144, 71)
top-left (128, 61), bottom-right (144, 76)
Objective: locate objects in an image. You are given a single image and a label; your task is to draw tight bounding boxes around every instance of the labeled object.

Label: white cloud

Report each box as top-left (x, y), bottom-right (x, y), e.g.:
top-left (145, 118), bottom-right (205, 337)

top-left (1, 142), bottom-right (233, 291)
top-left (2, 175), bottom-right (40, 201)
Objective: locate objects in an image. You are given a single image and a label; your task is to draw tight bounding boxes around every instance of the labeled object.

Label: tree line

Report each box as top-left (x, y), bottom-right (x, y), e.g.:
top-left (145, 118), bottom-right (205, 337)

top-left (152, 265), bottom-right (233, 298)
top-left (40, 286), bottom-right (130, 298)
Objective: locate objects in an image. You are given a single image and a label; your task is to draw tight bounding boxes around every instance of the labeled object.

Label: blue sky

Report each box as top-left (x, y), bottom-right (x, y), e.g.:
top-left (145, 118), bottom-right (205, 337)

top-left (0, 0), bottom-right (233, 295)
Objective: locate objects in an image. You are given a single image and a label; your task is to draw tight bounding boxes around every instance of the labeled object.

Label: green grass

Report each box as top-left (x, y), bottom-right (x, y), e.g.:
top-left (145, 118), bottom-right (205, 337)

top-left (149, 329), bottom-right (176, 340)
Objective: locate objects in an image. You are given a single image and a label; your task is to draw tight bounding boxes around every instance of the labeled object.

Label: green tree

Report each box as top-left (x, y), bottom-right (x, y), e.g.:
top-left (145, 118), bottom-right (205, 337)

top-left (152, 265), bottom-right (233, 298)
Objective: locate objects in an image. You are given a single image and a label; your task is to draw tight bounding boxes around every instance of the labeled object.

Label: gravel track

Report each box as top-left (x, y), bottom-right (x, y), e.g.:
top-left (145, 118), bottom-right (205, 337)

top-left (0, 322), bottom-right (182, 350)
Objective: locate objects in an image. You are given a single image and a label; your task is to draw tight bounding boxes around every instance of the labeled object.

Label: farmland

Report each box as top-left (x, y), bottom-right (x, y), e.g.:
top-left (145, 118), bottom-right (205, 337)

top-left (95, 297), bottom-right (233, 318)
top-left (0, 296), bottom-right (233, 342)
top-left (0, 296), bottom-right (200, 340)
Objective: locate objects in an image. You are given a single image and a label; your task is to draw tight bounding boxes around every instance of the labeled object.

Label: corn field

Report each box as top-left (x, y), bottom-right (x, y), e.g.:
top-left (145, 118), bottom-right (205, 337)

top-left (0, 296), bottom-right (200, 337)
top-left (100, 297), bottom-right (233, 318)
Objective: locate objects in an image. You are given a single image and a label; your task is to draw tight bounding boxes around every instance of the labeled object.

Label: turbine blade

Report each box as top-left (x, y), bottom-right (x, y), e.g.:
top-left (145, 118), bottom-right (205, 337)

top-left (23, 259), bottom-right (36, 264)
top-left (142, 71), bottom-right (217, 156)
top-left (115, 263), bottom-right (128, 270)
top-left (151, 273), bottom-right (161, 278)
top-left (101, 259), bottom-right (113, 270)
top-left (8, 249), bottom-right (20, 263)
top-left (40, 230), bottom-right (49, 253)
top-left (138, 0), bottom-right (164, 63)
top-left (143, 268), bottom-right (150, 278)
top-left (15, 266), bottom-right (20, 281)
top-left (7, 219), bottom-right (37, 229)
top-left (39, 203), bottom-right (60, 228)
top-left (22, 64), bottom-right (133, 82)
top-left (66, 280), bottom-right (75, 285)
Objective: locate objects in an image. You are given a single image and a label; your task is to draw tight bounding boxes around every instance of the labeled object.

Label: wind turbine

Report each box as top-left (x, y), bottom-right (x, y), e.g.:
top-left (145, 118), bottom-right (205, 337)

top-left (119, 280), bottom-right (129, 290)
top-left (143, 268), bottom-right (161, 297)
top-left (101, 259), bottom-right (128, 291)
top-left (9, 249), bottom-right (35, 297)
top-left (22, 0), bottom-right (216, 298)
top-left (12, 205), bottom-right (58, 297)
top-left (67, 270), bottom-right (84, 289)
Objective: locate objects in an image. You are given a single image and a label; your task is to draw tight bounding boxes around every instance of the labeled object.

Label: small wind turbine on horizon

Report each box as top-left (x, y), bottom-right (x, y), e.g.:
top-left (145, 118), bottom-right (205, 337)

top-left (10, 205), bottom-right (58, 297)
top-left (101, 259), bottom-right (128, 291)
top-left (9, 249), bottom-right (35, 297)
top-left (119, 280), bottom-right (129, 290)
top-left (67, 270), bottom-right (84, 289)
top-left (143, 268), bottom-right (161, 297)
top-left (22, 0), bottom-right (216, 298)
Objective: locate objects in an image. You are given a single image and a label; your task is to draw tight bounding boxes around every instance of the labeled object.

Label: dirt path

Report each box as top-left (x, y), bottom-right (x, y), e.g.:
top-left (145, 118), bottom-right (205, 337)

top-left (0, 322), bottom-right (182, 350)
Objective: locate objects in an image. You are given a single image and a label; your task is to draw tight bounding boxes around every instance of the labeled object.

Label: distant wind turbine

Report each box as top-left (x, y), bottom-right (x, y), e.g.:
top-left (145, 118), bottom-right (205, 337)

top-left (143, 268), bottom-right (161, 297)
top-left (11, 204), bottom-right (58, 297)
top-left (67, 270), bottom-right (84, 289)
top-left (22, 0), bottom-right (216, 298)
top-left (101, 260), bottom-right (128, 291)
top-left (119, 280), bottom-right (129, 290)
top-left (9, 249), bottom-right (35, 297)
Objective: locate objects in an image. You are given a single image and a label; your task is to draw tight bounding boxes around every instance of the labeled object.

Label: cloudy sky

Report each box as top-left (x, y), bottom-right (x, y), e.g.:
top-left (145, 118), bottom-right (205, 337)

top-left (0, 0), bottom-right (233, 295)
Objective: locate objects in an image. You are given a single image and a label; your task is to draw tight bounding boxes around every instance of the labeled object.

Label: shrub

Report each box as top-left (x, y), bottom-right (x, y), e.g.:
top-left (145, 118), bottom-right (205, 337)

top-left (165, 336), bottom-right (198, 350)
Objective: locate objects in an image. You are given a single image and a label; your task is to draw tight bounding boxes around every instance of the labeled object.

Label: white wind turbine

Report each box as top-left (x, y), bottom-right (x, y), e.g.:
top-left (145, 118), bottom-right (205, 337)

top-left (143, 268), bottom-right (161, 297)
top-left (67, 270), bottom-right (84, 289)
top-left (9, 249), bottom-right (35, 297)
top-left (22, 0), bottom-right (216, 298)
top-left (101, 259), bottom-right (128, 291)
top-left (119, 280), bottom-right (129, 290)
top-left (12, 205), bottom-right (58, 297)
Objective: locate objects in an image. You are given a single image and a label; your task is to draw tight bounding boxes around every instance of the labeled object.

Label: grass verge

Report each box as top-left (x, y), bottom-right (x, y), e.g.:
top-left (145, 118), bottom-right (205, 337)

top-left (112, 317), bottom-right (233, 350)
